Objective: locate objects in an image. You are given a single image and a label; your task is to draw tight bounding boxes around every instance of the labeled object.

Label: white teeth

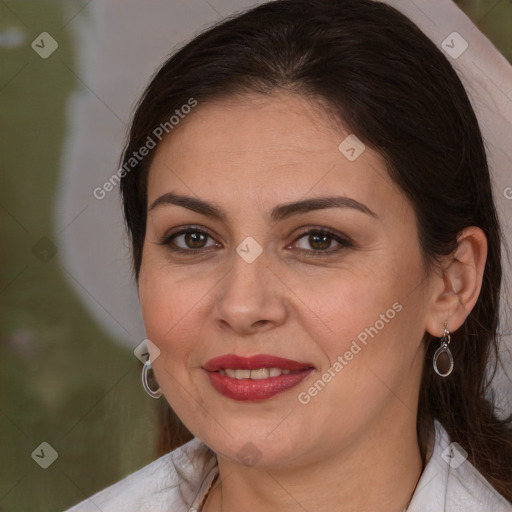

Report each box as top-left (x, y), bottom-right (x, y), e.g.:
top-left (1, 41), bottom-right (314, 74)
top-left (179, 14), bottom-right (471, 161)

top-left (221, 367), bottom-right (292, 379)
top-left (236, 369), bottom-right (251, 379)
top-left (250, 368), bottom-right (269, 380)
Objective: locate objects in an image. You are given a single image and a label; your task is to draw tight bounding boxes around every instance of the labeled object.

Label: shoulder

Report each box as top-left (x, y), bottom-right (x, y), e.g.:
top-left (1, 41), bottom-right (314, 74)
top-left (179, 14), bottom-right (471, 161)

top-left (408, 419), bottom-right (512, 512)
top-left (62, 437), bottom-right (218, 512)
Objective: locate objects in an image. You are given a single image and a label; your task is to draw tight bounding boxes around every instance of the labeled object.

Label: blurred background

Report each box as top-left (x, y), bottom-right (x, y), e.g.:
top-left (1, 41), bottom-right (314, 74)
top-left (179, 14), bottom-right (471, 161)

top-left (0, 1), bottom-right (511, 511)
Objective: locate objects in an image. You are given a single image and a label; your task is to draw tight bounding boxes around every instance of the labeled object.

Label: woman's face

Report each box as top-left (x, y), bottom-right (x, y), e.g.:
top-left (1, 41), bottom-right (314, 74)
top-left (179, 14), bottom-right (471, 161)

top-left (139, 92), bottom-right (438, 468)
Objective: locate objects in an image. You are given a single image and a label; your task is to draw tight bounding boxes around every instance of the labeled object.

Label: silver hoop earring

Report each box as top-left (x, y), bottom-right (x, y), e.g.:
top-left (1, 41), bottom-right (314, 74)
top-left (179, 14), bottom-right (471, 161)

top-left (142, 360), bottom-right (162, 399)
top-left (433, 324), bottom-right (454, 377)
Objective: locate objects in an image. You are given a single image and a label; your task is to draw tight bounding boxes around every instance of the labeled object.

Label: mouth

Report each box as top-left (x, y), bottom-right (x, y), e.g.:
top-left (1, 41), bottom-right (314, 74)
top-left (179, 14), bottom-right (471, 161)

top-left (202, 354), bottom-right (314, 401)
top-left (218, 367), bottom-right (300, 378)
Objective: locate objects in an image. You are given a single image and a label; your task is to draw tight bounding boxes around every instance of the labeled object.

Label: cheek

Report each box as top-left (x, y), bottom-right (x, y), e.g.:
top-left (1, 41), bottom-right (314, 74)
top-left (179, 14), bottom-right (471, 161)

top-left (293, 277), bottom-right (423, 435)
top-left (306, 277), bottom-right (403, 369)
top-left (138, 252), bottom-right (217, 376)
top-left (297, 250), bottom-right (426, 385)
top-left (287, 257), bottom-right (405, 341)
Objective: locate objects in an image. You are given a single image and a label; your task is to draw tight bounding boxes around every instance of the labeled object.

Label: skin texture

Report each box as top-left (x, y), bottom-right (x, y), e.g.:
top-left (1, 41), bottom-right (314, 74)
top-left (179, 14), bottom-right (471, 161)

top-left (138, 92), bottom-right (487, 512)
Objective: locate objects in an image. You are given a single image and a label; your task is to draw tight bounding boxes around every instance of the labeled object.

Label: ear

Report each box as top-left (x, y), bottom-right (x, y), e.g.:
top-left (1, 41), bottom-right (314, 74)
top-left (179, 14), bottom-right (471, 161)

top-left (425, 226), bottom-right (488, 337)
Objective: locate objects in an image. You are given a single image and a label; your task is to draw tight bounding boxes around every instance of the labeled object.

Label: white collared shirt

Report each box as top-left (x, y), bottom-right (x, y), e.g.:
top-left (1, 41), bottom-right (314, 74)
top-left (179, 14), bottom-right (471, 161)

top-left (63, 420), bottom-right (511, 512)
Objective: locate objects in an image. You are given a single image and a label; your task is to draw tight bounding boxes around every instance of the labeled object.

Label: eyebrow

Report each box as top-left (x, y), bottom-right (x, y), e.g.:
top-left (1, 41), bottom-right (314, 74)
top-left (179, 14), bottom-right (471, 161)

top-left (149, 192), bottom-right (378, 222)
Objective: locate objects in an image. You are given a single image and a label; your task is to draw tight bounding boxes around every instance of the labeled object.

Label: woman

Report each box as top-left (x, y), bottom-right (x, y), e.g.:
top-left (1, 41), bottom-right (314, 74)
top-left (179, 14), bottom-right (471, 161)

top-left (65, 0), bottom-right (512, 510)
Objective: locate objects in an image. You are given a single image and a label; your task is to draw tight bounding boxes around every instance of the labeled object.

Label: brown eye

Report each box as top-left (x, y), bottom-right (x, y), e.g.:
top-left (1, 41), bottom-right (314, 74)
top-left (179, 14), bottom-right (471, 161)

top-left (159, 227), bottom-right (219, 253)
top-left (183, 231), bottom-right (208, 249)
top-left (307, 233), bottom-right (332, 250)
top-left (293, 229), bottom-right (352, 255)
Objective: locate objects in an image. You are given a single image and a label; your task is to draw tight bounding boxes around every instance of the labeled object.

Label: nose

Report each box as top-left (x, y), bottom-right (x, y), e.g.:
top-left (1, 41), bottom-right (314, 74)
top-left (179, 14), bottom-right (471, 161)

top-left (213, 247), bottom-right (288, 335)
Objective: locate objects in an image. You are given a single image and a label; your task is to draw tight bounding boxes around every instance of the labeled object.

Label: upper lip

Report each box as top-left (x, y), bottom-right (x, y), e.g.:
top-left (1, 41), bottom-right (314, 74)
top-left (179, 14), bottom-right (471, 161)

top-left (203, 354), bottom-right (314, 372)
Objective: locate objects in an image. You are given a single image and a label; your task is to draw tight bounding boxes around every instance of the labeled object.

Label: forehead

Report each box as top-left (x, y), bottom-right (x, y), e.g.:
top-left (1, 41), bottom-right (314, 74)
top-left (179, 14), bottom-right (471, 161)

top-left (146, 92), bottom-right (402, 218)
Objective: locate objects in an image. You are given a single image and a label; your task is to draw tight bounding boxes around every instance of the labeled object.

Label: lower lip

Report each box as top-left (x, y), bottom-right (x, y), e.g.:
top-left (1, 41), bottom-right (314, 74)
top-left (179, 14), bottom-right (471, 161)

top-left (205, 369), bottom-right (313, 401)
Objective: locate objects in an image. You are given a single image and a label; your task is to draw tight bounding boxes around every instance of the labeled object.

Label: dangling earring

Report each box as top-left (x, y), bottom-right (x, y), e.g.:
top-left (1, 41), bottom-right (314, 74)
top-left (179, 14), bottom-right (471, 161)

top-left (433, 323), bottom-right (454, 377)
top-left (142, 359), bottom-right (162, 399)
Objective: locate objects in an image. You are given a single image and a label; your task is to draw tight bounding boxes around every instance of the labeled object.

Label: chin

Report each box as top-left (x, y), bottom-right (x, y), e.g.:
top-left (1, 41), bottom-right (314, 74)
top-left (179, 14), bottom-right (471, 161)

top-left (193, 422), bottom-right (314, 470)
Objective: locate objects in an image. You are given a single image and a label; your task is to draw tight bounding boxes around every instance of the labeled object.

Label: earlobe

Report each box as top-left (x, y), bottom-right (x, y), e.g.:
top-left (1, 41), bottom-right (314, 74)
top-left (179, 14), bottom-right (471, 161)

top-left (425, 226), bottom-right (487, 337)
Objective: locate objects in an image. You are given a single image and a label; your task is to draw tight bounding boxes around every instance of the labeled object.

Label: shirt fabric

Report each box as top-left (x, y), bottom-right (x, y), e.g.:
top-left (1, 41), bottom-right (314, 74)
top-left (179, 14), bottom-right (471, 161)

top-left (63, 419), bottom-right (511, 512)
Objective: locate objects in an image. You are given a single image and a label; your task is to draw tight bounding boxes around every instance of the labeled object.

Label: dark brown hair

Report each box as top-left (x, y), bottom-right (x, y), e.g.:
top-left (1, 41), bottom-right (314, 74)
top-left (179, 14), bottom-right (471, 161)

top-left (120, 0), bottom-right (512, 499)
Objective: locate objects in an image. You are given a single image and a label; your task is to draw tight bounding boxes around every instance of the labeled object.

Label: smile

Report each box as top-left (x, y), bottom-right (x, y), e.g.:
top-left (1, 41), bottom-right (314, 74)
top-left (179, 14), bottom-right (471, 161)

top-left (219, 368), bottom-right (300, 379)
top-left (203, 354), bottom-right (314, 401)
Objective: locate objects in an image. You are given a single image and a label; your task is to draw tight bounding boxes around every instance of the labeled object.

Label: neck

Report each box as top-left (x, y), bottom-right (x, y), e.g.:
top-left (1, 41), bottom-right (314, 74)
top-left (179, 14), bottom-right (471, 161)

top-left (202, 411), bottom-right (423, 512)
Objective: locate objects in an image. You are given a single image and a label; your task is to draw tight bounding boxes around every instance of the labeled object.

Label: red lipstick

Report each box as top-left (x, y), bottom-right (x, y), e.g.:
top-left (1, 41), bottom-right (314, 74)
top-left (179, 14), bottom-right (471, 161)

top-left (202, 354), bottom-right (314, 401)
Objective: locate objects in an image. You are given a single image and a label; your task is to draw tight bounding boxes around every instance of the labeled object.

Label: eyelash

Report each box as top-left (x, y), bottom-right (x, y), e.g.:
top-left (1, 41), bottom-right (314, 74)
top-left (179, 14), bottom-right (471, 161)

top-left (158, 225), bottom-right (353, 257)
